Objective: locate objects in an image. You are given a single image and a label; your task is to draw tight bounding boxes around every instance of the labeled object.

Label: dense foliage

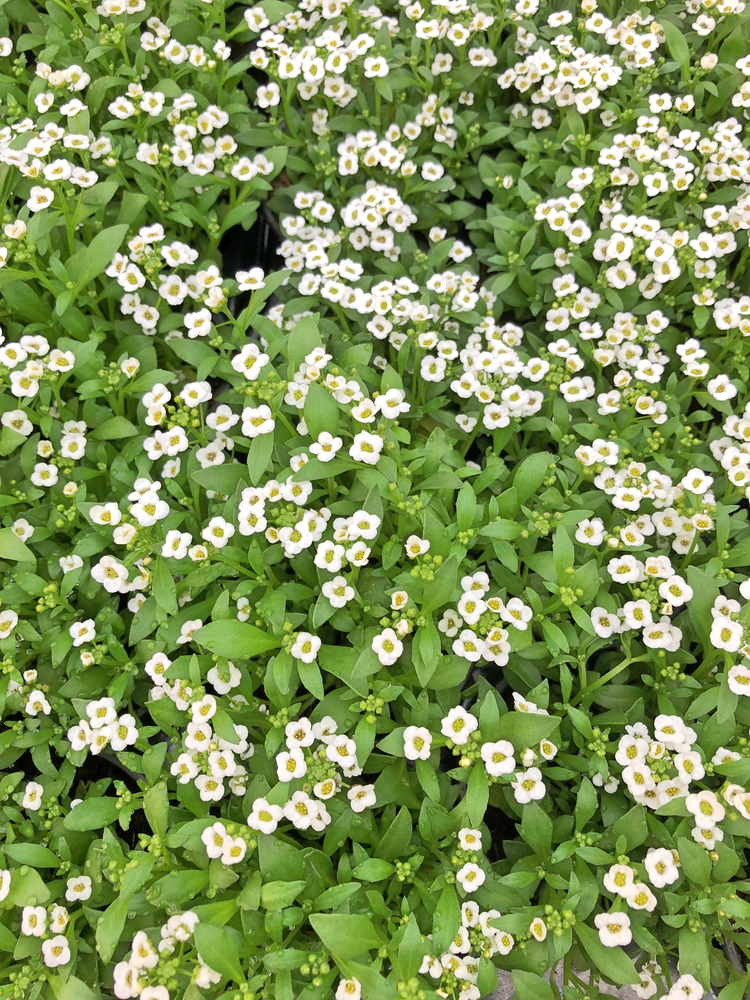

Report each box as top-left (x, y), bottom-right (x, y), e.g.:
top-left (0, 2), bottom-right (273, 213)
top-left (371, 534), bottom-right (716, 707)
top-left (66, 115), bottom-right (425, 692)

top-left (0, 0), bottom-right (750, 999)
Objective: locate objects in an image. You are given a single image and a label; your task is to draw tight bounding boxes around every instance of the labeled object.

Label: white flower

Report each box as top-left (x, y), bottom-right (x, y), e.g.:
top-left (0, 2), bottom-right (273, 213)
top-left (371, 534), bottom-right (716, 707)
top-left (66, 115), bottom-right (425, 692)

top-left (0, 609), bottom-right (18, 637)
top-left (236, 267), bottom-right (265, 290)
top-left (191, 694), bottom-right (216, 722)
top-left (710, 617), bottom-right (743, 652)
top-left (456, 863), bottom-right (486, 892)
top-left (310, 431), bottom-right (343, 462)
top-left (130, 930), bottom-right (158, 970)
top-left (222, 836), bottom-right (247, 865)
top-left (69, 619), bottom-right (96, 646)
top-left (87, 697), bottom-right (117, 728)
top-left (285, 718), bottom-right (314, 748)
top-left (195, 775), bottom-right (224, 802)
top-left (242, 404), bottom-right (275, 438)
top-left (23, 781), bottom-right (44, 811)
top-left (326, 735), bottom-right (358, 769)
top-left (277, 748), bottom-right (307, 782)
top-left (603, 864), bottom-right (635, 896)
top-left (626, 883), bottom-right (657, 911)
top-left (232, 343), bottom-right (269, 380)
top-left (348, 784), bottom-right (376, 812)
top-left (247, 797), bottom-right (284, 834)
top-left (644, 847), bottom-right (679, 887)
top-left (404, 534), bottom-right (430, 558)
top-left (372, 627), bottom-right (403, 665)
top-left (671, 975), bottom-right (705, 1000)
top-left (349, 430), bottom-right (383, 465)
top-left (499, 597), bottom-right (533, 630)
top-left (257, 82), bottom-right (280, 107)
top-left (658, 575), bottom-right (693, 607)
top-left (24, 690), bottom-right (50, 716)
top-left (201, 516), bottom-right (235, 548)
top-left (22, 905), bottom-right (47, 936)
top-left (481, 740), bottom-right (515, 776)
top-left (290, 632), bottom-right (321, 663)
top-left (321, 576), bottom-right (354, 607)
top-left (728, 664), bottom-right (750, 695)
top-left (12, 517), bottom-right (34, 540)
top-left (65, 875), bottom-right (92, 902)
top-left (162, 530), bottom-right (192, 559)
top-left (30, 462), bottom-right (58, 487)
top-left (510, 767), bottom-right (546, 804)
top-left (2, 409), bottom-right (33, 436)
top-left (686, 790), bottom-right (725, 829)
top-left (458, 828), bottom-right (483, 851)
top-left (178, 619), bottom-right (204, 645)
top-left (336, 978), bottom-right (362, 1000)
top-left (67, 721), bottom-right (91, 751)
top-left (0, 870), bottom-right (11, 902)
top-left (440, 706), bottom-right (478, 745)
top-left (594, 911), bottom-right (632, 947)
top-left (403, 726), bottom-right (432, 760)
top-left (202, 821), bottom-right (229, 858)
top-left (680, 468), bottom-right (713, 494)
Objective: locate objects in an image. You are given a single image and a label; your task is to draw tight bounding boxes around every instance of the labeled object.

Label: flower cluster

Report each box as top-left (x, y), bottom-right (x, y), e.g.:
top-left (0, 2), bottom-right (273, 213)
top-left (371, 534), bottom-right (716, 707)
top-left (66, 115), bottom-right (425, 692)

top-left (1, 0), bottom-right (750, 999)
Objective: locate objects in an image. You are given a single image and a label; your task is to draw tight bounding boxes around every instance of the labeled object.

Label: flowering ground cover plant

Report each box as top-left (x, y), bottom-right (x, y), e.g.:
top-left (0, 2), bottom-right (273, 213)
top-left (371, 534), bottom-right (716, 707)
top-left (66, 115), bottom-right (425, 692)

top-left (1, 0), bottom-right (750, 998)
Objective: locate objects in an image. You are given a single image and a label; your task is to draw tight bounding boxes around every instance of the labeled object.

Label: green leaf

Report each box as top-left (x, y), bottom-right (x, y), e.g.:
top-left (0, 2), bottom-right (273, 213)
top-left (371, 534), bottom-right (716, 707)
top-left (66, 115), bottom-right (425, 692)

top-left (398, 915), bottom-right (424, 983)
top-left (193, 619), bottom-right (280, 658)
top-left (456, 483), bottom-right (476, 532)
top-left (313, 883), bottom-right (361, 911)
top-left (351, 859), bottom-right (395, 882)
top-left (717, 975), bottom-right (750, 1000)
top-left (96, 897), bottom-right (129, 963)
top-left (143, 783), bottom-right (169, 839)
top-left (48, 975), bottom-right (97, 1000)
top-left (567, 705), bottom-right (594, 739)
top-left (4, 843), bottom-right (60, 867)
top-left (152, 559), bottom-right (178, 616)
top-left (309, 914), bottom-right (382, 959)
top-left (432, 885), bottom-right (461, 953)
top-left (463, 762), bottom-right (489, 826)
top-left (292, 455), bottom-right (357, 481)
top-left (298, 659), bottom-right (324, 700)
top-left (612, 805), bottom-right (647, 852)
top-left (287, 314), bottom-right (322, 369)
top-left (191, 464), bottom-right (248, 495)
top-left (247, 429), bottom-right (275, 483)
top-left (512, 452), bottom-right (552, 504)
top-left (193, 922), bottom-right (246, 983)
top-left (660, 18), bottom-right (690, 74)
top-left (304, 380), bottom-right (339, 440)
top-left (496, 712), bottom-right (560, 749)
top-left (64, 797), bottom-right (120, 831)
top-left (412, 619), bottom-right (440, 686)
top-left (575, 922), bottom-right (640, 985)
top-left (0, 527), bottom-right (34, 562)
top-left (574, 779), bottom-right (597, 832)
top-left (521, 801), bottom-right (552, 857)
top-left (686, 566), bottom-right (720, 651)
top-left (553, 526), bottom-right (574, 579)
top-left (7, 867), bottom-right (50, 906)
top-left (512, 971), bottom-right (555, 1000)
top-left (260, 880), bottom-right (307, 910)
top-left (479, 519), bottom-right (523, 540)
top-left (69, 223), bottom-right (129, 290)
top-left (375, 806), bottom-right (412, 862)
top-left (415, 759), bottom-right (440, 802)
top-left (679, 924), bottom-right (710, 991)
top-left (90, 416), bottom-right (139, 440)
top-left (677, 837), bottom-right (711, 887)
top-left (421, 553), bottom-right (458, 613)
